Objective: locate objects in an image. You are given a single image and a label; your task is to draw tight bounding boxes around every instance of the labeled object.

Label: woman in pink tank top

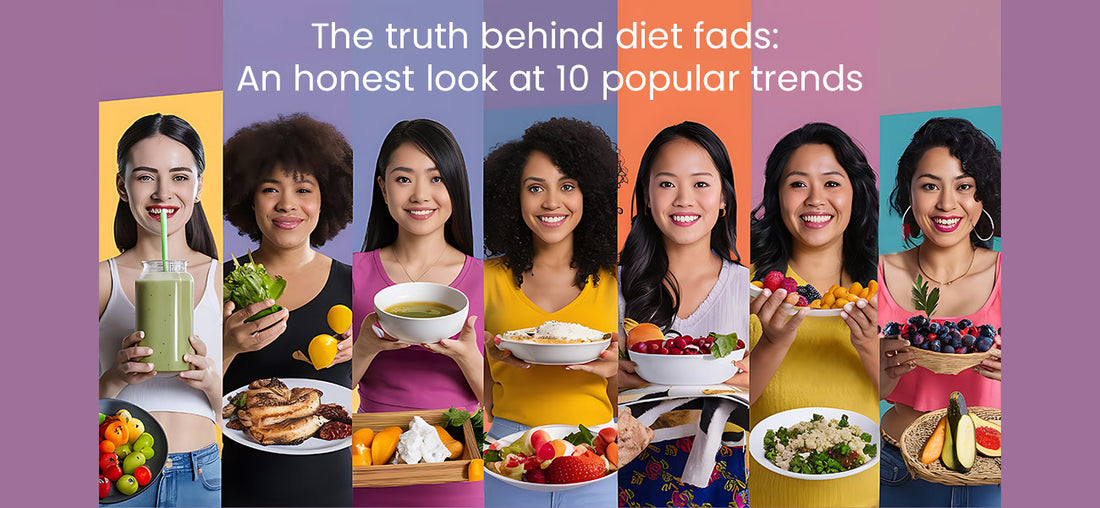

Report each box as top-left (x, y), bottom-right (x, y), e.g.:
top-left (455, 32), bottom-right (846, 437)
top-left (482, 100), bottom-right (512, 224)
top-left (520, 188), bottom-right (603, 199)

top-left (879, 118), bottom-right (1002, 506)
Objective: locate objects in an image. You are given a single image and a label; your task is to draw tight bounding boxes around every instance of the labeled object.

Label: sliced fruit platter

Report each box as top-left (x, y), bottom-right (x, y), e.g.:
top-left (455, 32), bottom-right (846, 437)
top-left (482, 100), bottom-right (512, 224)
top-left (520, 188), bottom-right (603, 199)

top-left (483, 424), bottom-right (618, 492)
top-left (98, 399), bottom-right (168, 504)
top-left (624, 321), bottom-right (745, 386)
top-left (900, 391), bottom-right (1000, 486)
top-left (750, 271), bottom-right (877, 317)
top-left (352, 408), bottom-right (483, 487)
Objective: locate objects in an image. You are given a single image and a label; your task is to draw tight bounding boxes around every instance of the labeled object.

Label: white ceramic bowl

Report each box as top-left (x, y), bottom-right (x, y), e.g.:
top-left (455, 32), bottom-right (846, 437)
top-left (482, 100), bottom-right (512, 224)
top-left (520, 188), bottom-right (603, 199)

top-left (497, 336), bottom-right (611, 366)
top-left (749, 407), bottom-right (880, 481)
top-left (374, 282), bottom-right (469, 343)
top-left (484, 424), bottom-right (617, 492)
top-left (628, 348), bottom-right (744, 386)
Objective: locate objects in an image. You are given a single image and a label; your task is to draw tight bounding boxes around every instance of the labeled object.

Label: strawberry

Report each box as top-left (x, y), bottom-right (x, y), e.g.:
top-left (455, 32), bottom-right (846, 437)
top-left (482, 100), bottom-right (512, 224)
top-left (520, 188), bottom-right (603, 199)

top-left (796, 295), bottom-right (808, 306)
top-left (762, 271), bottom-right (785, 291)
top-left (780, 277), bottom-right (799, 295)
top-left (544, 455), bottom-right (607, 484)
top-left (524, 468), bottom-right (547, 484)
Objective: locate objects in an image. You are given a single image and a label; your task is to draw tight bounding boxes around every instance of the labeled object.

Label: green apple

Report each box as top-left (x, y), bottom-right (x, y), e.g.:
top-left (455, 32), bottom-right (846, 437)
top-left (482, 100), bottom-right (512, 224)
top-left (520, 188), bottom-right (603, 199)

top-left (116, 474), bottom-right (139, 496)
top-left (114, 443), bottom-right (133, 461)
top-left (122, 451), bottom-right (146, 475)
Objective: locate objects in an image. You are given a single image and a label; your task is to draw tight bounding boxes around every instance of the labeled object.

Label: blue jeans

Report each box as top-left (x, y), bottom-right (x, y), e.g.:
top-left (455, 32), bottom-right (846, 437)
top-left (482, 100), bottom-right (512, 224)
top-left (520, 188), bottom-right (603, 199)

top-left (880, 441), bottom-right (1000, 507)
top-left (109, 442), bottom-right (221, 507)
top-left (485, 417), bottom-right (616, 508)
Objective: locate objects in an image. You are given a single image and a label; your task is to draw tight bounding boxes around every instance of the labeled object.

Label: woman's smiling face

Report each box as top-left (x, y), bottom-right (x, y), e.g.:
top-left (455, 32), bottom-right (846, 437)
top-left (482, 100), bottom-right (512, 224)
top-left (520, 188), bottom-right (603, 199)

top-left (379, 141), bottom-right (453, 239)
top-left (118, 134), bottom-right (201, 237)
top-left (252, 163), bottom-right (321, 250)
top-left (778, 143), bottom-right (853, 252)
top-left (519, 150), bottom-right (583, 248)
top-left (910, 146), bottom-right (983, 248)
top-left (647, 137), bottom-right (725, 249)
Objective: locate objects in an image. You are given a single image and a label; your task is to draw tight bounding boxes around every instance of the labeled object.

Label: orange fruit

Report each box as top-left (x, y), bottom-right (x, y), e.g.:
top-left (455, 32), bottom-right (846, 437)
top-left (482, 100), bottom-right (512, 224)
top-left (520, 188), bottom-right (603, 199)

top-left (352, 428), bottom-right (375, 448)
top-left (468, 459), bottom-right (484, 481)
top-left (100, 440), bottom-right (116, 454)
top-left (626, 323), bottom-right (663, 347)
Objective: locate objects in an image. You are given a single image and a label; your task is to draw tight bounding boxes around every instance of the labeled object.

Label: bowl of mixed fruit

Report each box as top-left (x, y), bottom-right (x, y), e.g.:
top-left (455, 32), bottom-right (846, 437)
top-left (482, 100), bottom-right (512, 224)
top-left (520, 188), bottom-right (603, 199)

top-left (483, 424), bottom-right (618, 492)
top-left (751, 271), bottom-right (877, 317)
top-left (625, 323), bottom-right (745, 386)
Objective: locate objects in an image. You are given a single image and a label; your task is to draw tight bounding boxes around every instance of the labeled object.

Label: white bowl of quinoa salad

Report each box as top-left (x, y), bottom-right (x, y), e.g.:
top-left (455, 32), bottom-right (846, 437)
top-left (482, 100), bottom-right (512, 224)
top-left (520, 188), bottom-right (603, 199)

top-left (749, 407), bottom-right (880, 480)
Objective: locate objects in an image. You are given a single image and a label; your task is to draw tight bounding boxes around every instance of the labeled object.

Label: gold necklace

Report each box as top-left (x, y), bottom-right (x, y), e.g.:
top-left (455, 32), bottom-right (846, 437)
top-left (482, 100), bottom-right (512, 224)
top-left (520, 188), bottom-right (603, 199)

top-left (393, 246), bottom-right (445, 282)
top-left (917, 244), bottom-right (975, 286)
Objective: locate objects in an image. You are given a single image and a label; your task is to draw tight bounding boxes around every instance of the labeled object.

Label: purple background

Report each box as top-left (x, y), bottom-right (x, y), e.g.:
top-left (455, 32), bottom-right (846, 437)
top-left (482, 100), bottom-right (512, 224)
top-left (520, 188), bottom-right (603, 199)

top-left (4, 1), bottom-right (1094, 506)
top-left (750, 0), bottom-right (881, 210)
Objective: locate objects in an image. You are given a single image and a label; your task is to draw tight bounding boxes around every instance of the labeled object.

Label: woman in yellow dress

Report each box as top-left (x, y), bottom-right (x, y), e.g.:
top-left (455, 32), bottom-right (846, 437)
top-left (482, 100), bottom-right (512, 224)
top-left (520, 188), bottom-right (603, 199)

top-left (748, 123), bottom-right (880, 507)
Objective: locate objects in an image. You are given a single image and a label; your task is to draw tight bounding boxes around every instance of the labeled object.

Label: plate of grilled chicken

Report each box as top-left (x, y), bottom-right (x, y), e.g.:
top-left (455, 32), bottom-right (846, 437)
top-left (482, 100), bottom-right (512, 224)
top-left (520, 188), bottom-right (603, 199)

top-left (222, 377), bottom-right (353, 455)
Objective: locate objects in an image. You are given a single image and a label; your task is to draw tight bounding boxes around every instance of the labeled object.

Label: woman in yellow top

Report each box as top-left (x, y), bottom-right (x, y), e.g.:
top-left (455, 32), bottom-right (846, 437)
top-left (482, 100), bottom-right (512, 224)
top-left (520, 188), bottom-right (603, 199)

top-left (748, 123), bottom-right (880, 507)
top-left (482, 117), bottom-right (621, 507)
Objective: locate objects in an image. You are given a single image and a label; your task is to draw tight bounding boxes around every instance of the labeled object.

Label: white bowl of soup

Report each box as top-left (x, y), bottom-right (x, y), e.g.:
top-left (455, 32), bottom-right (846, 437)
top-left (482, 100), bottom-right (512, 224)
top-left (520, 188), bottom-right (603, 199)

top-left (374, 282), bottom-right (469, 343)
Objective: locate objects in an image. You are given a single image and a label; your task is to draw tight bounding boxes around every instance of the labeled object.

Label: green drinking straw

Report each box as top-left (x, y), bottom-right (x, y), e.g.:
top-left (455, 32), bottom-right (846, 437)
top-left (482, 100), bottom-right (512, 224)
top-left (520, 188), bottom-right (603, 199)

top-left (160, 209), bottom-right (169, 270)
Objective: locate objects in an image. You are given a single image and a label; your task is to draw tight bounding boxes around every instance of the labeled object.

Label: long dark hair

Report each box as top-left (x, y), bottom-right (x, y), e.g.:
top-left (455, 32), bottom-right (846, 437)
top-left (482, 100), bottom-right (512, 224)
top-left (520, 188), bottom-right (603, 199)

top-left (362, 119), bottom-right (474, 256)
top-left (620, 122), bottom-right (739, 330)
top-left (891, 117), bottom-right (1001, 248)
top-left (114, 113), bottom-right (218, 259)
top-left (750, 123), bottom-right (878, 284)
top-left (484, 117), bottom-right (620, 289)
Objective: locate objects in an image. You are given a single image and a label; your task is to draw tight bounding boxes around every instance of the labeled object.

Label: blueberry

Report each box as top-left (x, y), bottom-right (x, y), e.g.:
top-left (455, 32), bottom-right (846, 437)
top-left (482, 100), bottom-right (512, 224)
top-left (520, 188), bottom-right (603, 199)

top-left (940, 345), bottom-right (954, 354)
top-left (950, 330), bottom-right (962, 341)
top-left (959, 319), bottom-right (973, 329)
top-left (950, 337), bottom-right (963, 348)
top-left (962, 334), bottom-right (976, 347)
top-left (912, 334), bottom-right (925, 346)
top-left (929, 340), bottom-right (942, 353)
top-left (956, 346), bottom-right (969, 354)
top-left (928, 323), bottom-right (941, 335)
top-left (976, 337), bottom-right (993, 352)
top-left (944, 321), bottom-right (957, 330)
top-left (883, 322), bottom-right (901, 337)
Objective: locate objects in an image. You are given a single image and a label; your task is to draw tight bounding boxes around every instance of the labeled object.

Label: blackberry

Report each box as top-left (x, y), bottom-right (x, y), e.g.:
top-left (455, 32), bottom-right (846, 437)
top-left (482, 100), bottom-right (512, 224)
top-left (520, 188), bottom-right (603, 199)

top-left (958, 319), bottom-right (973, 329)
top-left (908, 315), bottom-right (925, 326)
top-left (883, 322), bottom-right (901, 337)
top-left (796, 284), bottom-right (822, 302)
top-left (979, 324), bottom-right (997, 338)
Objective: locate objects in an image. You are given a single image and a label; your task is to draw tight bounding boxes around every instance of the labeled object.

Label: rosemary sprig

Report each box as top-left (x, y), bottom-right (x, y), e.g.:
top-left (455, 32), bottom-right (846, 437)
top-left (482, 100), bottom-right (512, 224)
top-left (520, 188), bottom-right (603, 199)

top-left (911, 274), bottom-right (940, 318)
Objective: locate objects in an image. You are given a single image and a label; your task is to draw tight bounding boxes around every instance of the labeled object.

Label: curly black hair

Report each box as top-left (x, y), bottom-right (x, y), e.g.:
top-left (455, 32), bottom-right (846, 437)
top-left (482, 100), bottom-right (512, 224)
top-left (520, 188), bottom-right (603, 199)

top-left (223, 113), bottom-right (353, 247)
top-left (750, 122), bottom-right (879, 285)
top-left (484, 117), bottom-right (621, 289)
top-left (891, 117), bottom-right (1001, 248)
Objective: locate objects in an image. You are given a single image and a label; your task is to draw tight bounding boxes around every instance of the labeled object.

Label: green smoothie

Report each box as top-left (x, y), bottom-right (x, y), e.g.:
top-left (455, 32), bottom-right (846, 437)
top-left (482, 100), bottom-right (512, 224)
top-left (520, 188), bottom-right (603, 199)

top-left (135, 261), bottom-right (193, 372)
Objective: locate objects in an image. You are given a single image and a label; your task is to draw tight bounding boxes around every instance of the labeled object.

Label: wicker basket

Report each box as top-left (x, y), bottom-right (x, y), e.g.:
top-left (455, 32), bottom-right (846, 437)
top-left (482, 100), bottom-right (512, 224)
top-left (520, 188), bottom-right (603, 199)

top-left (899, 406), bottom-right (1001, 486)
top-left (905, 346), bottom-right (993, 375)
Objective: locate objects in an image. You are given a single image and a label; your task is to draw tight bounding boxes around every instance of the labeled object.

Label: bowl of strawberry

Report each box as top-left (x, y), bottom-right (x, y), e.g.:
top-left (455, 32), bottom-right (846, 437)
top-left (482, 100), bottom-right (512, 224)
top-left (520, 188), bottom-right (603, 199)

top-left (483, 424), bottom-right (618, 492)
top-left (98, 399), bottom-right (168, 504)
top-left (883, 316), bottom-right (998, 375)
top-left (628, 332), bottom-right (745, 386)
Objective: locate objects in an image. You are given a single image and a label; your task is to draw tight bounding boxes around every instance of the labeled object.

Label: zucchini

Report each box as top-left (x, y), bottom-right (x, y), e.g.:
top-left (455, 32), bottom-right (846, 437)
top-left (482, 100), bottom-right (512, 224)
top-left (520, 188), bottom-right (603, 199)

top-left (943, 391), bottom-right (976, 472)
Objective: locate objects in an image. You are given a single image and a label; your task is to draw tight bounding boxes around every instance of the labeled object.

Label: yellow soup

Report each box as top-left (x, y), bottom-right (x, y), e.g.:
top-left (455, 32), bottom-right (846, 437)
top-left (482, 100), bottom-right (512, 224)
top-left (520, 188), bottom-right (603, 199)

top-left (384, 301), bottom-right (458, 318)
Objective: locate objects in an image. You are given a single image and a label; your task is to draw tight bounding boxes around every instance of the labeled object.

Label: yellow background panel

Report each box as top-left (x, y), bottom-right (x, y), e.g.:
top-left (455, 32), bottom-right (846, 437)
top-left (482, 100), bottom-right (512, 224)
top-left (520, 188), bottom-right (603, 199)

top-left (99, 91), bottom-right (223, 261)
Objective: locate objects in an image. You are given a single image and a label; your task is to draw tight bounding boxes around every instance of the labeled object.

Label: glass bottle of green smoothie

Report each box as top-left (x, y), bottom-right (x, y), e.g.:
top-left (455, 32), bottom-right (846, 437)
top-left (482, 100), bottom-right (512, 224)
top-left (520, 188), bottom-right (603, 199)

top-left (135, 260), bottom-right (193, 372)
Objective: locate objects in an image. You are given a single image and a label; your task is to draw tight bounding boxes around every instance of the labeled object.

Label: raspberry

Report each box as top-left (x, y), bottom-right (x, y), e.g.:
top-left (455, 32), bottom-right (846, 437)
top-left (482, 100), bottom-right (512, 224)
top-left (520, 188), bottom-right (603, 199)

top-left (796, 284), bottom-right (822, 302)
top-left (780, 277), bottom-right (798, 295)
top-left (796, 295), bottom-right (808, 306)
top-left (762, 271), bottom-right (785, 291)
top-left (524, 468), bottom-right (547, 484)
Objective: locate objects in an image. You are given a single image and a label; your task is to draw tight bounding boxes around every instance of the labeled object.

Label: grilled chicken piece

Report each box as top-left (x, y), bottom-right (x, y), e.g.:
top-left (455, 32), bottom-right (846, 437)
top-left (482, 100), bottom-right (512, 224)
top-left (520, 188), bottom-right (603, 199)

top-left (246, 415), bottom-right (328, 445)
top-left (238, 389), bottom-right (321, 428)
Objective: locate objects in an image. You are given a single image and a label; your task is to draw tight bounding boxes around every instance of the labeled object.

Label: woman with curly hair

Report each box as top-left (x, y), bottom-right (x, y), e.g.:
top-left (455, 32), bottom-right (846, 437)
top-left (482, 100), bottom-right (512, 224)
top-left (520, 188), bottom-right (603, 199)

top-left (351, 119), bottom-right (484, 506)
top-left (483, 117), bottom-right (620, 507)
top-left (748, 122), bottom-right (880, 507)
top-left (221, 113), bottom-right (353, 507)
top-left (879, 117), bottom-right (1001, 507)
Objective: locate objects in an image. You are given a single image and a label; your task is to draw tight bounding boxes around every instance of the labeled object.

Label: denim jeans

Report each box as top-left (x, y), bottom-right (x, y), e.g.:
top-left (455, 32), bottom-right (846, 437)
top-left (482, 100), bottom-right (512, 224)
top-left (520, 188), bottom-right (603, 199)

top-left (880, 441), bottom-right (1000, 507)
top-left (110, 442), bottom-right (221, 507)
top-left (485, 417), bottom-right (616, 508)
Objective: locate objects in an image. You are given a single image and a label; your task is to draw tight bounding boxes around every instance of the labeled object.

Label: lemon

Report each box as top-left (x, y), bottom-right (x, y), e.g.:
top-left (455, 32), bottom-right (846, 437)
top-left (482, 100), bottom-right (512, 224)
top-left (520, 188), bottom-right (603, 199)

top-left (309, 334), bottom-right (339, 370)
top-left (327, 304), bottom-right (353, 334)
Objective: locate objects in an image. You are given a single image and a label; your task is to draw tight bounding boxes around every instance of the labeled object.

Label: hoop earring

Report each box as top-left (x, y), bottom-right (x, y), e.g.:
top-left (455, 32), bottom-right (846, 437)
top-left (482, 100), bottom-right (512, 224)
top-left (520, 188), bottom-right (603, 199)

top-left (900, 206), bottom-right (912, 242)
top-left (976, 209), bottom-right (996, 242)
top-left (719, 207), bottom-right (726, 217)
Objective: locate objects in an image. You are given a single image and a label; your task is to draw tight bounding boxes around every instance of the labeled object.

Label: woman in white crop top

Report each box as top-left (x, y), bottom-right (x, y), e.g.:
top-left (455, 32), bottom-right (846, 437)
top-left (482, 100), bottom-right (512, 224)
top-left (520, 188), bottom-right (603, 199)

top-left (98, 114), bottom-right (222, 507)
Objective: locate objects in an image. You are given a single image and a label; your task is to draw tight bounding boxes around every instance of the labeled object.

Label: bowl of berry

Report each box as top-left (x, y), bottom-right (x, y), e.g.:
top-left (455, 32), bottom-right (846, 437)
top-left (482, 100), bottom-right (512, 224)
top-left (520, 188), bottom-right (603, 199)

top-left (626, 328), bottom-right (745, 386)
top-left (884, 316), bottom-right (998, 375)
top-left (751, 271), bottom-right (877, 318)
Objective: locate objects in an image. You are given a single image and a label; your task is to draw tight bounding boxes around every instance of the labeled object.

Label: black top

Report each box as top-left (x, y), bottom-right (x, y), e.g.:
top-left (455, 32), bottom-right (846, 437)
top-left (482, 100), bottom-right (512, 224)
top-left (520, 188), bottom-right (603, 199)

top-left (222, 257), bottom-right (352, 507)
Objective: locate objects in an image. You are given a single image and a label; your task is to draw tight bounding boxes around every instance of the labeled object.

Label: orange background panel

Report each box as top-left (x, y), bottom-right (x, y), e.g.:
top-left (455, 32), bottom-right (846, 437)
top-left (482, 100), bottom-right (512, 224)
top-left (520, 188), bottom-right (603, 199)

top-left (99, 92), bottom-right (224, 262)
top-left (616, 0), bottom-right (752, 264)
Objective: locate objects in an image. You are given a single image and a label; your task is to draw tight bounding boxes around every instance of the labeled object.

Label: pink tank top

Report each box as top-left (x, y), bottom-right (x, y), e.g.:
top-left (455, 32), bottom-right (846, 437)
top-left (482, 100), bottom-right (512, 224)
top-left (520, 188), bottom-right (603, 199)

top-left (880, 252), bottom-right (1001, 411)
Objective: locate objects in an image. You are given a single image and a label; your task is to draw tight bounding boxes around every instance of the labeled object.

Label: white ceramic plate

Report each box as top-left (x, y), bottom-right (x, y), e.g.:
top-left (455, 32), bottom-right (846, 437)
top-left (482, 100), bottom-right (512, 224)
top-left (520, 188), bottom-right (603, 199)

top-left (749, 407), bottom-right (879, 481)
top-left (222, 378), bottom-right (352, 455)
top-left (748, 284), bottom-right (846, 317)
top-left (484, 424), bottom-right (617, 492)
top-left (497, 337), bottom-right (611, 366)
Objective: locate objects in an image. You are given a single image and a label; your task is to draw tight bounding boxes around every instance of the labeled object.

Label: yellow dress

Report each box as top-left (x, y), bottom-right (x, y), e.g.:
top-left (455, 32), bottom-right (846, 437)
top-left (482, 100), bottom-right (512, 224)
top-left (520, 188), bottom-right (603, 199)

top-left (749, 268), bottom-right (879, 507)
top-left (484, 258), bottom-right (617, 428)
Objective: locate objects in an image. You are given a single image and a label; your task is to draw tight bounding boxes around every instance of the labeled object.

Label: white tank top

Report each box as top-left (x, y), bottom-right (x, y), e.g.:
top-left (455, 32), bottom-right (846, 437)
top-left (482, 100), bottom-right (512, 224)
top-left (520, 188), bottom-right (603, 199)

top-left (99, 257), bottom-right (222, 421)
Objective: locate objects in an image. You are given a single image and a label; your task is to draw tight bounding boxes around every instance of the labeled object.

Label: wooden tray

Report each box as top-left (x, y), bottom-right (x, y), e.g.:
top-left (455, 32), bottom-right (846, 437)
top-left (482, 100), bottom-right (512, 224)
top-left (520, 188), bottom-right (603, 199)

top-left (899, 406), bottom-right (1001, 486)
top-left (352, 409), bottom-right (482, 488)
